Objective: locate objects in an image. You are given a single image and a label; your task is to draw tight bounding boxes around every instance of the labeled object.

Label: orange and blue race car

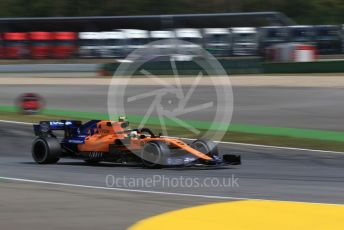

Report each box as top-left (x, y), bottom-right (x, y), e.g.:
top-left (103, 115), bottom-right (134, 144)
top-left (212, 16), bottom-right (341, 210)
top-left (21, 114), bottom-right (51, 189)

top-left (32, 117), bottom-right (241, 168)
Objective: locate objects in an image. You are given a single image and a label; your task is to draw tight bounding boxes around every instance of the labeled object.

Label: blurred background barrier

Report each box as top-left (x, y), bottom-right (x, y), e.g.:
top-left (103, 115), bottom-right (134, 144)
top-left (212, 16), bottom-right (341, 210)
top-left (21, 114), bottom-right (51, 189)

top-left (0, 59), bottom-right (342, 76)
top-left (101, 58), bottom-right (263, 75)
top-left (263, 60), bottom-right (344, 74)
top-left (0, 12), bottom-right (342, 60)
top-left (100, 59), bottom-right (344, 76)
top-left (0, 11), bottom-right (341, 76)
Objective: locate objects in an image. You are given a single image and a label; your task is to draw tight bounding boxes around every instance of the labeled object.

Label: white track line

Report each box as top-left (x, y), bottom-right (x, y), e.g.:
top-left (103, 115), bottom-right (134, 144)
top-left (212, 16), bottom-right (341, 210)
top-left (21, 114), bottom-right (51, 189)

top-left (1, 119), bottom-right (344, 155)
top-left (175, 136), bottom-right (344, 155)
top-left (0, 176), bottom-right (244, 200)
top-left (0, 176), bottom-right (342, 206)
top-left (0, 119), bottom-right (32, 125)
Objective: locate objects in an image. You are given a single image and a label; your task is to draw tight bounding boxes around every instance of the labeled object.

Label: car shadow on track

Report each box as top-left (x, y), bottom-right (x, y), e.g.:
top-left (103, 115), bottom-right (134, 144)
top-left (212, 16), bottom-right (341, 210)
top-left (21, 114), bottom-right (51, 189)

top-left (20, 161), bottom-right (142, 168)
top-left (20, 161), bottom-right (235, 170)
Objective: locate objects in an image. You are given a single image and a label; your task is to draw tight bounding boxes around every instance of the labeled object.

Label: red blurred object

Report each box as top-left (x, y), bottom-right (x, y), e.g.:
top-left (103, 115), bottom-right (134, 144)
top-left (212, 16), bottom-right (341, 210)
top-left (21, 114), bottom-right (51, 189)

top-left (29, 32), bottom-right (52, 59)
top-left (52, 32), bottom-right (77, 59)
top-left (3, 32), bottom-right (27, 59)
top-left (16, 93), bottom-right (45, 114)
top-left (22, 100), bottom-right (40, 111)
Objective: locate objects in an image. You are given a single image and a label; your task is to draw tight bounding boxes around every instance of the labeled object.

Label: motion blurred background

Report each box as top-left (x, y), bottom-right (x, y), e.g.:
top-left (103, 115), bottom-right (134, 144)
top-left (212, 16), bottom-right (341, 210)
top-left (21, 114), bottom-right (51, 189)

top-left (0, 0), bottom-right (342, 62)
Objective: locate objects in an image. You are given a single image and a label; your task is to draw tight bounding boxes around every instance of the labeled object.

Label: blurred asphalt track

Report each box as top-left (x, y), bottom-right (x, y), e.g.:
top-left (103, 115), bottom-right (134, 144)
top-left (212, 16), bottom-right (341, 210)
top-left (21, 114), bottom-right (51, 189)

top-left (0, 121), bottom-right (344, 229)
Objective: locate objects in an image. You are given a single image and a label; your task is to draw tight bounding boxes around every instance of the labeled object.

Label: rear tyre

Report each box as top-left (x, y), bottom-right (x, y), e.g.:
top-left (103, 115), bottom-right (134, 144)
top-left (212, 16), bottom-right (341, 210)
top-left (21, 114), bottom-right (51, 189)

top-left (32, 137), bottom-right (60, 164)
top-left (190, 139), bottom-right (219, 157)
top-left (141, 141), bottom-right (170, 169)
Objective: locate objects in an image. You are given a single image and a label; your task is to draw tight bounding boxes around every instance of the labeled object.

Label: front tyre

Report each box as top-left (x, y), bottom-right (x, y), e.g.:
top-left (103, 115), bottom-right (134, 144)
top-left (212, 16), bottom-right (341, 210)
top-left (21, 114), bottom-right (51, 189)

top-left (190, 139), bottom-right (219, 157)
top-left (141, 141), bottom-right (170, 169)
top-left (32, 137), bottom-right (60, 164)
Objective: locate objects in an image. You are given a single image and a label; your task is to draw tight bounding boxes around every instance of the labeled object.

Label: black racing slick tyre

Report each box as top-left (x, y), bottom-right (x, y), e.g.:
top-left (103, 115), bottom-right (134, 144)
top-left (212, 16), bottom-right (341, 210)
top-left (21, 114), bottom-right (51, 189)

top-left (141, 141), bottom-right (170, 169)
top-left (190, 139), bottom-right (219, 157)
top-left (32, 137), bottom-right (60, 164)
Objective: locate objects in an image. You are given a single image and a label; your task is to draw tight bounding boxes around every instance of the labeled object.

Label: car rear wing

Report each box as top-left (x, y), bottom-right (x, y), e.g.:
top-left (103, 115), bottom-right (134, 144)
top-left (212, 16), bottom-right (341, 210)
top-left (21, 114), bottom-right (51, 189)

top-left (33, 120), bottom-right (82, 137)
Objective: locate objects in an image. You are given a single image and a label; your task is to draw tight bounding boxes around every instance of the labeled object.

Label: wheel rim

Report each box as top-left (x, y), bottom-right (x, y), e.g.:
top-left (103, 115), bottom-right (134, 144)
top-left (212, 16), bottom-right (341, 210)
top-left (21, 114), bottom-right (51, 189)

top-left (142, 143), bottom-right (161, 166)
top-left (33, 140), bottom-right (47, 162)
top-left (192, 142), bottom-right (209, 155)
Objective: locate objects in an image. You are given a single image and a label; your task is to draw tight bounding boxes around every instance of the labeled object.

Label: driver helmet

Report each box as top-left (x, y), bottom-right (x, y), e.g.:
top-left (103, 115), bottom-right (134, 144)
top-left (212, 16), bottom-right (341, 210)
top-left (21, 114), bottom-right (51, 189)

top-left (129, 130), bottom-right (138, 138)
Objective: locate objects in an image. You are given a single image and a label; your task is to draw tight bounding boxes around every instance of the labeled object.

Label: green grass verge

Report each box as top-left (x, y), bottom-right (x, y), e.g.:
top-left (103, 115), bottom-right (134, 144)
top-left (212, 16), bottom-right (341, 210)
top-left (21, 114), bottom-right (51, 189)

top-left (1, 110), bottom-right (344, 152)
top-left (2, 105), bottom-right (344, 142)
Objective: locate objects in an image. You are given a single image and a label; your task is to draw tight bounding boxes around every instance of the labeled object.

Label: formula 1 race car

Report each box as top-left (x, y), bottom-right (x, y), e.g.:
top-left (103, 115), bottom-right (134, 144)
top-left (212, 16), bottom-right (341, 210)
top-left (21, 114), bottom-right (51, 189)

top-left (31, 118), bottom-right (241, 168)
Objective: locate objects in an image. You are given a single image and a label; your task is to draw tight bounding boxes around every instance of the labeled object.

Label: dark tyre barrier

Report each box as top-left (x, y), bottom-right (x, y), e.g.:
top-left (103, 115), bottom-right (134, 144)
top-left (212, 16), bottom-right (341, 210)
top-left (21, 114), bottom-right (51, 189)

top-left (100, 58), bottom-right (263, 76)
top-left (100, 59), bottom-right (344, 76)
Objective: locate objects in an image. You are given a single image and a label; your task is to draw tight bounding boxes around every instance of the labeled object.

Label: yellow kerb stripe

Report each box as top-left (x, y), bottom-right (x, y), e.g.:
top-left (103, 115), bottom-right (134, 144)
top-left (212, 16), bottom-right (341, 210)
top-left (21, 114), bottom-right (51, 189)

top-left (129, 200), bottom-right (344, 230)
